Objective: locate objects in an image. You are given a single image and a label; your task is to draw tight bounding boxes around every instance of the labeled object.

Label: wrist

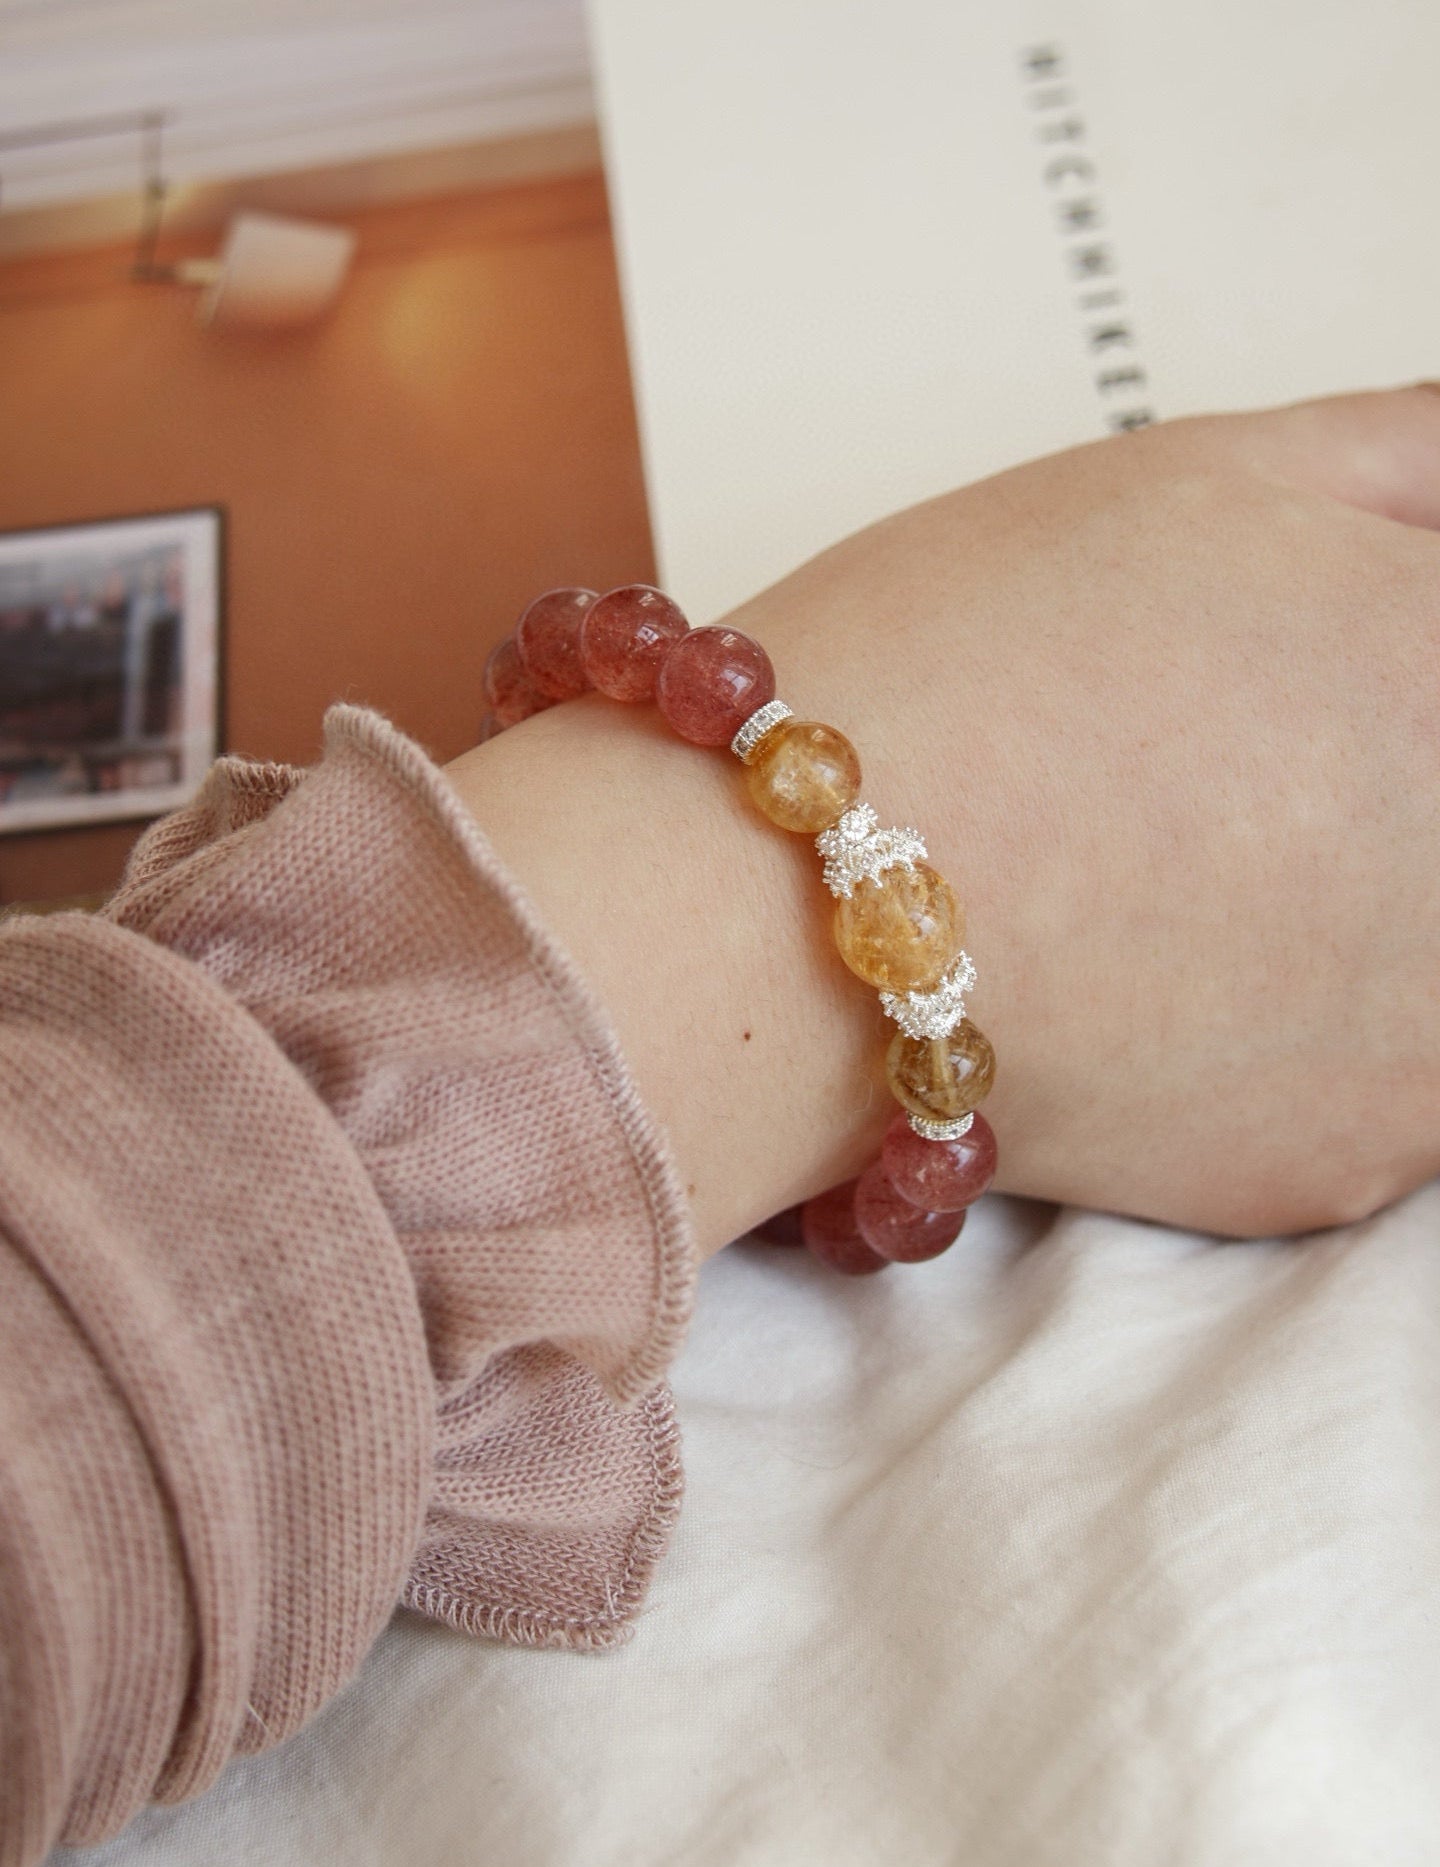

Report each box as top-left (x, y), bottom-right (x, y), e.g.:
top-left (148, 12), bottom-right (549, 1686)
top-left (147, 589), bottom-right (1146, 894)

top-left (445, 693), bottom-right (886, 1259)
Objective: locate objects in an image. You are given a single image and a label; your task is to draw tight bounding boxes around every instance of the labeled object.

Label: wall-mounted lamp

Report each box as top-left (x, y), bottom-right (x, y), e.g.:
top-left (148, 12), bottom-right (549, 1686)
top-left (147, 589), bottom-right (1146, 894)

top-left (0, 111), bottom-right (356, 328)
top-left (177, 210), bottom-right (357, 329)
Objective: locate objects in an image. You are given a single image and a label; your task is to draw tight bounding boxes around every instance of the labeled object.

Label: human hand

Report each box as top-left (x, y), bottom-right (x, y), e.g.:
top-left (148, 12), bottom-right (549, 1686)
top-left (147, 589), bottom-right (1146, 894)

top-left (448, 388), bottom-right (1440, 1252)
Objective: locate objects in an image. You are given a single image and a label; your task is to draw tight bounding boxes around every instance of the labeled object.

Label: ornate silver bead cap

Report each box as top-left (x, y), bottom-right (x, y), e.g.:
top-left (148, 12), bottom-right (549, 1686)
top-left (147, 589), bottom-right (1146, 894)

top-left (815, 803), bottom-right (928, 899)
top-left (731, 699), bottom-right (793, 762)
top-left (880, 952), bottom-right (977, 1040)
top-left (908, 1111), bottom-right (976, 1142)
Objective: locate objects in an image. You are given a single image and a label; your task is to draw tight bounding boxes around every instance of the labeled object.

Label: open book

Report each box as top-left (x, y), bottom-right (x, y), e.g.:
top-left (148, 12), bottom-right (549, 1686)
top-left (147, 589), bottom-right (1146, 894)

top-left (588, 0), bottom-right (1439, 621)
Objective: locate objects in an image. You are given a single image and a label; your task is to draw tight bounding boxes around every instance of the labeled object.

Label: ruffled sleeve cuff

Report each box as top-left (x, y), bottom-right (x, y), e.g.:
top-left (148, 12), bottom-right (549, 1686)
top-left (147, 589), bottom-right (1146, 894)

top-left (108, 704), bottom-right (698, 1651)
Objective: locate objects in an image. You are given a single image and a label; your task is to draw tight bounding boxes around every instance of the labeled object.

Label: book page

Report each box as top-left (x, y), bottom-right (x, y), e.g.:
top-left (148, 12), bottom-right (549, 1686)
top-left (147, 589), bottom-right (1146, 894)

top-left (589, 0), bottom-right (1440, 620)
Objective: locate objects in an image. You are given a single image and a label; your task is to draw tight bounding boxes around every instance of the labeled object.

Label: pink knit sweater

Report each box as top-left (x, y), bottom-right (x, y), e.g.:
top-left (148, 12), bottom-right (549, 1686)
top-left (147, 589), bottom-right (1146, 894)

top-left (0, 706), bottom-right (698, 1865)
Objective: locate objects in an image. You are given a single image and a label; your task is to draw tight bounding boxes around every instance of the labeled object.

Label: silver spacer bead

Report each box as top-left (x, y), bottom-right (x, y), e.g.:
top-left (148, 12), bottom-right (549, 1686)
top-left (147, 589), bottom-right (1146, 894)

top-left (880, 952), bottom-right (977, 1040)
top-left (908, 1111), bottom-right (976, 1143)
top-left (731, 699), bottom-right (793, 762)
top-left (815, 802), bottom-right (927, 898)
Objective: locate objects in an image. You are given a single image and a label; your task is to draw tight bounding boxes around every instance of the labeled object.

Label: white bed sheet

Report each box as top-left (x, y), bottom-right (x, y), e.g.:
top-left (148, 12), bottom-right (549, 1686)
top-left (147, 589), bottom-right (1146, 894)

top-left (57, 1180), bottom-right (1440, 1866)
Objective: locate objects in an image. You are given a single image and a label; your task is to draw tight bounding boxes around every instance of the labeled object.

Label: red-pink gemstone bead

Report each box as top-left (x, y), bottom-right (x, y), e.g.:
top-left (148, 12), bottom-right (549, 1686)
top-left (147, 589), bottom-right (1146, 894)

top-left (655, 626), bottom-right (776, 746)
top-left (478, 712), bottom-right (503, 742)
top-left (800, 1181), bottom-right (890, 1276)
top-left (483, 636), bottom-right (555, 728)
top-left (580, 584), bottom-right (690, 702)
top-left (880, 1109), bottom-right (998, 1213)
top-left (854, 1159), bottom-right (965, 1263)
top-left (514, 587), bottom-right (599, 700)
top-left (752, 1205), bottom-right (805, 1246)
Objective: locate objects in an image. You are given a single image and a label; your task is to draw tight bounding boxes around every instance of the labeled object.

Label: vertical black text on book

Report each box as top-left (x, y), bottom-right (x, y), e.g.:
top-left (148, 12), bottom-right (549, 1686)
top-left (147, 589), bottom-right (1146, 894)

top-left (1020, 45), bottom-right (1156, 433)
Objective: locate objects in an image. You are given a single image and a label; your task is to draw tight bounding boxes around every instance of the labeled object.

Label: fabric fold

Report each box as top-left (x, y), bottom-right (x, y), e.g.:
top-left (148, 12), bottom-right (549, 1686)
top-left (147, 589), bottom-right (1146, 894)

top-left (0, 704), bottom-right (697, 1863)
top-left (106, 704), bottom-right (698, 1648)
top-left (0, 912), bottom-right (433, 1861)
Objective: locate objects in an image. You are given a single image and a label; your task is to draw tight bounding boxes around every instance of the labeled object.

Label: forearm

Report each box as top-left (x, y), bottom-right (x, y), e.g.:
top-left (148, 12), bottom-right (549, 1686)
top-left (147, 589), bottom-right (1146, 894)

top-left (444, 693), bottom-right (883, 1260)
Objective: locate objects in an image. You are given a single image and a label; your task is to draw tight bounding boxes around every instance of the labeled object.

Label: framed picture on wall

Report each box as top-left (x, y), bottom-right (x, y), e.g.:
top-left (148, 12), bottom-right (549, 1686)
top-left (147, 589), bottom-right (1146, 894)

top-left (0, 508), bottom-right (223, 836)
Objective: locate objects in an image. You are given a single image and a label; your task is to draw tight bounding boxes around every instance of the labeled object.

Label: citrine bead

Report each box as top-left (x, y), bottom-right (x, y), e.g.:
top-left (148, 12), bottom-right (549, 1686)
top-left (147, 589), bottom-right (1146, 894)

top-left (832, 862), bottom-right (962, 993)
top-left (885, 1018), bottom-right (996, 1123)
top-left (745, 719), bottom-right (861, 833)
top-left (799, 1181), bottom-right (890, 1276)
top-left (880, 1108), bottom-right (997, 1211)
top-left (514, 587), bottom-right (599, 700)
top-left (655, 626), bottom-right (776, 745)
top-left (854, 1160), bottom-right (966, 1262)
top-left (580, 584), bottom-right (689, 701)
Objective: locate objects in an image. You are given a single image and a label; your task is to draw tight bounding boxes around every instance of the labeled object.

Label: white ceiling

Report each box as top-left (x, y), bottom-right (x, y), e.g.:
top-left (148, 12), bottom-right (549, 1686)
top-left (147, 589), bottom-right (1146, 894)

top-left (0, 0), bottom-right (593, 211)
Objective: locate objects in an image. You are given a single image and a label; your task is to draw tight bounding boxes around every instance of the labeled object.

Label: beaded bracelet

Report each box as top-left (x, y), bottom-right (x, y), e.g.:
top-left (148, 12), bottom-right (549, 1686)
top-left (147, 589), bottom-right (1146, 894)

top-left (482, 583), bottom-right (999, 1276)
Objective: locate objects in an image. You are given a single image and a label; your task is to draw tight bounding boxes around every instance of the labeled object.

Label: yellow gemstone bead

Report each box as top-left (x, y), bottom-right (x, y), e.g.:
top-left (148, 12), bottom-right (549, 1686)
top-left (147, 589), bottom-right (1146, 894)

top-left (832, 862), bottom-right (963, 992)
top-left (885, 1018), bottom-right (996, 1122)
top-left (745, 719), bottom-right (862, 833)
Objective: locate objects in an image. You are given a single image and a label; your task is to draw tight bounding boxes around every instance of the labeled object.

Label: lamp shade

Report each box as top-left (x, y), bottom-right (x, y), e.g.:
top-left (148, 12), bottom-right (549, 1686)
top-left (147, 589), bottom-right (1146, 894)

top-left (200, 209), bottom-right (356, 328)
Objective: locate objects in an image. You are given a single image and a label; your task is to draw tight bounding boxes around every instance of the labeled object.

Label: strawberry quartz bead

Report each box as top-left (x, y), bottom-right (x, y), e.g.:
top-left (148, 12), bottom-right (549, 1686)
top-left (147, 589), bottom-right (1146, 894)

top-left (655, 626), bottom-right (776, 746)
top-left (482, 636), bottom-right (555, 728)
top-left (853, 1159), bottom-right (965, 1263)
top-left (800, 1181), bottom-right (890, 1276)
top-left (580, 583), bottom-right (690, 702)
top-left (514, 586), bottom-right (599, 700)
top-left (880, 1109), bottom-right (998, 1212)
top-left (752, 1205), bottom-right (805, 1246)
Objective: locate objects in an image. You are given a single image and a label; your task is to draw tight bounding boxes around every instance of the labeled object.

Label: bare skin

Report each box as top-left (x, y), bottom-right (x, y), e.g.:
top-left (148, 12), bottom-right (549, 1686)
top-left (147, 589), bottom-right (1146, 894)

top-left (446, 387), bottom-right (1440, 1260)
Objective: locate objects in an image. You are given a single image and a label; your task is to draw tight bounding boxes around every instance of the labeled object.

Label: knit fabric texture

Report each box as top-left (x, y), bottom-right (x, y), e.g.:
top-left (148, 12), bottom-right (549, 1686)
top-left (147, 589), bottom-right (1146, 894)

top-left (0, 705), bottom-right (697, 1866)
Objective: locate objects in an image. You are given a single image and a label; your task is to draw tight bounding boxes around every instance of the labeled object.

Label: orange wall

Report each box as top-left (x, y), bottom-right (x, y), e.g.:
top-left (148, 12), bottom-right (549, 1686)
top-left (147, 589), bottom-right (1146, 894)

top-left (0, 171), bottom-right (653, 902)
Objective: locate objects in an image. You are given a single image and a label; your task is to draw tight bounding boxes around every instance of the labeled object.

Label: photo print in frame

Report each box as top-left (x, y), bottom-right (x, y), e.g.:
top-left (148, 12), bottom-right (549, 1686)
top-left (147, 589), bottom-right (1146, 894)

top-left (0, 508), bottom-right (223, 836)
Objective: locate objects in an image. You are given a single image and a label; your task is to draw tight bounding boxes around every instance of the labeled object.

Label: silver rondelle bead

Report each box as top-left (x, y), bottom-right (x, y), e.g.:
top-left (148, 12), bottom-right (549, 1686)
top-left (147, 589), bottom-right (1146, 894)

top-left (907, 1111), bottom-right (976, 1143)
top-left (731, 699), bottom-right (793, 762)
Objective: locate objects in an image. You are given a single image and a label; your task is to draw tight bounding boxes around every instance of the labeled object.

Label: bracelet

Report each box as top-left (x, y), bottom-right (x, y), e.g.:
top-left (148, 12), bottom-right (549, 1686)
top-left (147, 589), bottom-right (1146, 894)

top-left (482, 584), bottom-right (999, 1276)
